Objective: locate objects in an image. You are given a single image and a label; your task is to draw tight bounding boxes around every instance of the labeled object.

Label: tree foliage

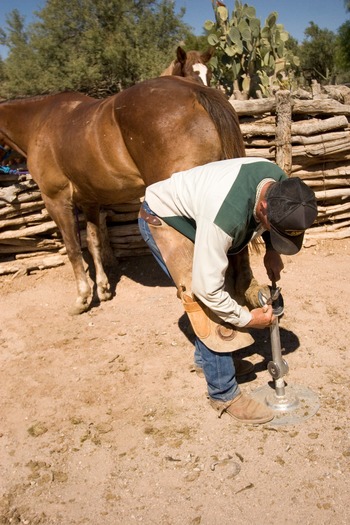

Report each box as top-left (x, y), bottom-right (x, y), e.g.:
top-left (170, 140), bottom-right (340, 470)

top-left (2, 0), bottom-right (350, 99)
top-left (299, 22), bottom-right (337, 84)
top-left (0, 0), bottom-right (191, 97)
top-left (336, 21), bottom-right (350, 77)
top-left (335, 5), bottom-right (350, 81)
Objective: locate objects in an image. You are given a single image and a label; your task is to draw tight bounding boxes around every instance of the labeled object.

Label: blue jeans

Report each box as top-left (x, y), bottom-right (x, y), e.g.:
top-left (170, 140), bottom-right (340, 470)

top-left (138, 202), bottom-right (240, 402)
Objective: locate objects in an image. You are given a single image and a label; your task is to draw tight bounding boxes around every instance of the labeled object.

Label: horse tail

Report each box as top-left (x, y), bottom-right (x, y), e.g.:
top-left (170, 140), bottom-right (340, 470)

top-left (194, 88), bottom-right (245, 159)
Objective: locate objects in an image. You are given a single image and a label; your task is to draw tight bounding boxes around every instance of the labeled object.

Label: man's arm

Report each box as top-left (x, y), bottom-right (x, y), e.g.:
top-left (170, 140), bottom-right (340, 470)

top-left (262, 231), bottom-right (284, 282)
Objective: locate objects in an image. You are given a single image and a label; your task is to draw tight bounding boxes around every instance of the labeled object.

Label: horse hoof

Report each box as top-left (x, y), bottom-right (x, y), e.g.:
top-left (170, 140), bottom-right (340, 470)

top-left (99, 291), bottom-right (112, 302)
top-left (98, 285), bottom-right (112, 302)
top-left (68, 302), bottom-right (89, 316)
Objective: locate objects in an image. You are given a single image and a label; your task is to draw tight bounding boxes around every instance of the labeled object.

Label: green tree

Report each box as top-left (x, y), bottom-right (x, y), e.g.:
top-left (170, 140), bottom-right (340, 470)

top-left (0, 56), bottom-right (5, 87)
top-left (0, 9), bottom-right (41, 96)
top-left (299, 22), bottom-right (337, 84)
top-left (0, 0), bottom-right (191, 97)
top-left (335, 4), bottom-right (350, 82)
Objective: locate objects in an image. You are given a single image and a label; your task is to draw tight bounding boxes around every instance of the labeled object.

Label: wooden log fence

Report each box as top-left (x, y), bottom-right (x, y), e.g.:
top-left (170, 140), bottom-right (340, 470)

top-left (230, 84), bottom-right (350, 243)
top-left (1, 83), bottom-right (350, 275)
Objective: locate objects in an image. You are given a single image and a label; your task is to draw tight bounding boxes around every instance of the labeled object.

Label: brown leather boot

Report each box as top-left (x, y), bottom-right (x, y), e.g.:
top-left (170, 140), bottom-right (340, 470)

top-left (193, 359), bottom-right (254, 378)
top-left (210, 393), bottom-right (274, 424)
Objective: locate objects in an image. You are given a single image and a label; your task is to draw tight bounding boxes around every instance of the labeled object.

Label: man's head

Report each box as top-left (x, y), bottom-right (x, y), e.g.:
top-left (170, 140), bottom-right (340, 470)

top-left (265, 178), bottom-right (318, 255)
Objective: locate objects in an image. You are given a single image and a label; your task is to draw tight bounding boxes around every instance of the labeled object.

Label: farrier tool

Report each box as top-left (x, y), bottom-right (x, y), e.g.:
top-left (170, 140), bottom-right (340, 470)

top-left (251, 282), bottom-right (319, 426)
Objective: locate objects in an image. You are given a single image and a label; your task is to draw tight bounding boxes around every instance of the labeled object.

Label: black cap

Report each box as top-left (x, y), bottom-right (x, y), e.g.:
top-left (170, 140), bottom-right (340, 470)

top-left (266, 178), bottom-right (318, 255)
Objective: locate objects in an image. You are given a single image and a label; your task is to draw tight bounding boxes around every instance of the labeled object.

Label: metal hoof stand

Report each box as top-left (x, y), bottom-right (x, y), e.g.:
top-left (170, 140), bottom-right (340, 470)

top-left (252, 287), bottom-right (320, 426)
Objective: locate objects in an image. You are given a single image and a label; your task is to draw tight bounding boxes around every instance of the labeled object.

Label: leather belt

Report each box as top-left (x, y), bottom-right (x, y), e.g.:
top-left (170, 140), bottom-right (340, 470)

top-left (139, 203), bottom-right (162, 226)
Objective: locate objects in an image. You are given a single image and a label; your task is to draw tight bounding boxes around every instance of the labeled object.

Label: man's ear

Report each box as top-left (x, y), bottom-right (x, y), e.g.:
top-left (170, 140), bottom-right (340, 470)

top-left (260, 199), bottom-right (268, 217)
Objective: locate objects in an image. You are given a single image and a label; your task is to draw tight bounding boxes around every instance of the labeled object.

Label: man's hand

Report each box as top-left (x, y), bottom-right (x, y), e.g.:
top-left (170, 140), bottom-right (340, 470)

top-left (264, 249), bottom-right (284, 282)
top-left (247, 305), bottom-right (275, 329)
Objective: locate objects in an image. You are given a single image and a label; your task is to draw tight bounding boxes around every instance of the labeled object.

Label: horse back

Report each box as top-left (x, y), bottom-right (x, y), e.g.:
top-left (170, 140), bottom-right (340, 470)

top-left (112, 76), bottom-right (244, 186)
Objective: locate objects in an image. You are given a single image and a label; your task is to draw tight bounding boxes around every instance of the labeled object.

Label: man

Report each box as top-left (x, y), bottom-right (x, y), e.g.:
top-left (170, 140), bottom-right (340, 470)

top-left (138, 157), bottom-right (318, 425)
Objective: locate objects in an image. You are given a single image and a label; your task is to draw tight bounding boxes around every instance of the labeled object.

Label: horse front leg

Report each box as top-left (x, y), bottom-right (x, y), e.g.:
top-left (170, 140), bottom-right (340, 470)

top-left (81, 204), bottom-right (113, 304)
top-left (42, 194), bottom-right (92, 315)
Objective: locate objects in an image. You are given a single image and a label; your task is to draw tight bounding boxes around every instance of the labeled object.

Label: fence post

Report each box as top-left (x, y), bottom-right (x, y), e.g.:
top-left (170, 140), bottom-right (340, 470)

top-left (275, 90), bottom-right (292, 175)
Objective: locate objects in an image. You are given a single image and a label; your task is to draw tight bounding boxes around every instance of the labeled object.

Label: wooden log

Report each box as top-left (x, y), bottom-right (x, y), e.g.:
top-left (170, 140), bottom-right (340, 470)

top-left (292, 116), bottom-right (349, 137)
top-left (314, 188), bottom-right (350, 200)
top-left (0, 253), bottom-right (67, 276)
top-left (0, 209), bottom-right (50, 229)
top-left (245, 148), bottom-right (275, 159)
top-left (0, 200), bottom-right (45, 218)
top-left (231, 97), bottom-right (350, 116)
top-left (109, 235), bottom-right (145, 245)
top-left (306, 177), bottom-right (350, 188)
top-left (322, 85), bottom-right (350, 104)
top-left (0, 220), bottom-right (59, 240)
top-left (0, 172), bottom-right (29, 183)
top-left (240, 115), bottom-right (349, 138)
top-left (231, 97), bottom-right (276, 116)
top-left (292, 131), bottom-right (350, 145)
top-left (0, 190), bottom-right (42, 209)
top-left (293, 162), bottom-right (350, 178)
top-left (275, 90), bottom-right (292, 174)
top-left (15, 250), bottom-right (62, 259)
top-left (316, 211), bottom-right (350, 223)
top-left (307, 219), bottom-right (350, 233)
top-left (317, 201), bottom-right (350, 216)
top-left (305, 228), bottom-right (350, 240)
top-left (0, 241), bottom-right (64, 255)
top-left (105, 210), bottom-right (139, 223)
top-left (291, 137), bottom-right (350, 158)
top-left (0, 237), bottom-right (62, 247)
top-left (107, 223), bottom-right (141, 237)
top-left (4, 179), bottom-right (38, 192)
top-left (240, 121), bottom-right (276, 137)
top-left (292, 99), bottom-right (350, 116)
top-left (292, 152), bottom-right (350, 171)
top-left (244, 137), bottom-right (276, 147)
top-left (243, 131), bottom-right (350, 149)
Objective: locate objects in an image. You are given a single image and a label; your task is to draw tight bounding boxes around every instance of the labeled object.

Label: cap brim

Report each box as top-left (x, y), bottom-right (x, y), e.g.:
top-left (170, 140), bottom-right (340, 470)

top-left (269, 225), bottom-right (304, 255)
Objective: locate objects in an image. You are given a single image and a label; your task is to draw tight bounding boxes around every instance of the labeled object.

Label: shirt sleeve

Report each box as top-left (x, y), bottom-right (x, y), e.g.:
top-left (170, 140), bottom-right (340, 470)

top-left (191, 218), bottom-right (252, 328)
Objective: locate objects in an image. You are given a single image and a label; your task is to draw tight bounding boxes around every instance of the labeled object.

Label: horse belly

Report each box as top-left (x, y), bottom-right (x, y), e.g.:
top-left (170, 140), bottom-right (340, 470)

top-left (72, 167), bottom-right (146, 206)
top-left (30, 118), bottom-right (145, 206)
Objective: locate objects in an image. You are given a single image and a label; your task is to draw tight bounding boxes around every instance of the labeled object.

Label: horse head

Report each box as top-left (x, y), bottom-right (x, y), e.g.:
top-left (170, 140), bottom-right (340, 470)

top-left (162, 46), bottom-right (214, 86)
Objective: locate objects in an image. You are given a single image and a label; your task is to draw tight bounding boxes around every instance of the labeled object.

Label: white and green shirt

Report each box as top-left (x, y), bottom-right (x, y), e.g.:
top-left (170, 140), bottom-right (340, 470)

top-left (146, 157), bottom-right (287, 327)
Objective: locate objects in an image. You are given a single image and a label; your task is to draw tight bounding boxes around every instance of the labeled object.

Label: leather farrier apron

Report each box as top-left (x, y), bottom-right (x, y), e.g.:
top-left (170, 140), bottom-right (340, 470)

top-left (140, 205), bottom-right (258, 353)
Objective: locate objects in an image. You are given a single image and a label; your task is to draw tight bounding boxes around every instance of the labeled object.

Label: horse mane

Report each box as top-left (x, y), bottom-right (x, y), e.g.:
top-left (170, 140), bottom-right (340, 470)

top-left (194, 87), bottom-right (245, 159)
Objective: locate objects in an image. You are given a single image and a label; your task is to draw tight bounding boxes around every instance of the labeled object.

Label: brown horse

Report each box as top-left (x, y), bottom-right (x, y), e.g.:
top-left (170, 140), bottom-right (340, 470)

top-left (161, 46), bottom-right (214, 86)
top-left (0, 76), bottom-right (245, 314)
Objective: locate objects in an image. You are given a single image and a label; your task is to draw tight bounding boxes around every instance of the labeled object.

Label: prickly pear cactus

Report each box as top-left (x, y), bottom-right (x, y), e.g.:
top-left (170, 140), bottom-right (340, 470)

top-left (205, 1), bottom-right (299, 98)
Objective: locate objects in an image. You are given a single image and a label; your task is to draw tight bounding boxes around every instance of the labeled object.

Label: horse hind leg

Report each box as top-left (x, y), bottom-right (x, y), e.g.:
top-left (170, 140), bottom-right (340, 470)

top-left (81, 204), bottom-right (113, 304)
top-left (42, 192), bottom-right (92, 315)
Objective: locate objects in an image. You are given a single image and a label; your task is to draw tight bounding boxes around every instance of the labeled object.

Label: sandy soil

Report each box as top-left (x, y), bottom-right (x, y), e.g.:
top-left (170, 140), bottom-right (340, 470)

top-left (0, 238), bottom-right (349, 525)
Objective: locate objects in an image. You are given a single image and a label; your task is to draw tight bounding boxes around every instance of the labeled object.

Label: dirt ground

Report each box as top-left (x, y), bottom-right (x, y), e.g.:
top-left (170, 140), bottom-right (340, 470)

top-left (0, 237), bottom-right (349, 525)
